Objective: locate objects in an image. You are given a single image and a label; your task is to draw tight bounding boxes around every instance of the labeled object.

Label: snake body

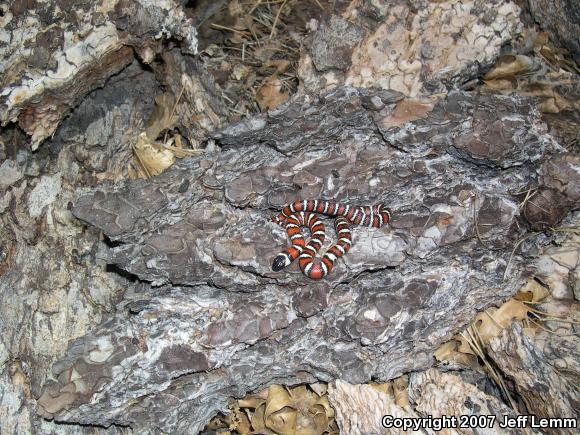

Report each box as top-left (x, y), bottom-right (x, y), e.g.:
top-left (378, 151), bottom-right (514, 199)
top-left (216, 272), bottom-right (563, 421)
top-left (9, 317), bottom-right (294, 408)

top-left (272, 200), bottom-right (390, 279)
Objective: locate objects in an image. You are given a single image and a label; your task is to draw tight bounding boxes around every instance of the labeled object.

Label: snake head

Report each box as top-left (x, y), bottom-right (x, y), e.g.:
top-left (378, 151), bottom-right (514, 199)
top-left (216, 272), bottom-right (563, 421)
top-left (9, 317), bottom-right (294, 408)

top-left (272, 254), bottom-right (290, 271)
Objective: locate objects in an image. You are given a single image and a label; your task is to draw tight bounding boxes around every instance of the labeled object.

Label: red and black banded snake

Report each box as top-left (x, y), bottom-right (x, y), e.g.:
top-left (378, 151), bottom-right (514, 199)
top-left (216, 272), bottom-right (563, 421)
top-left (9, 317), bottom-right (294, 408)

top-left (271, 200), bottom-right (391, 279)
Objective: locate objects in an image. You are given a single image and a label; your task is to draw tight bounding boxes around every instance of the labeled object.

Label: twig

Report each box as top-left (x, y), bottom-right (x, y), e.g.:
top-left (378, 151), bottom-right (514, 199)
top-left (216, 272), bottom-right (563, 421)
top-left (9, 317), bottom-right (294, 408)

top-left (526, 198), bottom-right (550, 214)
top-left (461, 328), bottom-right (517, 411)
top-left (472, 193), bottom-right (502, 251)
top-left (517, 187), bottom-right (536, 210)
top-left (526, 307), bottom-right (565, 318)
top-left (249, 0), bottom-right (263, 14)
top-left (164, 87), bottom-right (185, 144)
top-left (132, 144), bottom-right (152, 179)
top-left (503, 232), bottom-right (539, 280)
top-left (549, 226), bottom-right (580, 234)
top-left (311, 0), bottom-right (325, 10)
top-left (530, 311), bottom-right (580, 325)
top-left (527, 316), bottom-right (558, 334)
top-left (210, 23), bottom-right (249, 34)
top-left (270, 0), bottom-right (288, 40)
top-left (483, 309), bottom-right (504, 330)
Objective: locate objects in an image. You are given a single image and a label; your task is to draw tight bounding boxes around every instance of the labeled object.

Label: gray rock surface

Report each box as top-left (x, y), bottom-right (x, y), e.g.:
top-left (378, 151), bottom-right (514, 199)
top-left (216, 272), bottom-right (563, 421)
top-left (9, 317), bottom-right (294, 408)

top-left (36, 88), bottom-right (577, 432)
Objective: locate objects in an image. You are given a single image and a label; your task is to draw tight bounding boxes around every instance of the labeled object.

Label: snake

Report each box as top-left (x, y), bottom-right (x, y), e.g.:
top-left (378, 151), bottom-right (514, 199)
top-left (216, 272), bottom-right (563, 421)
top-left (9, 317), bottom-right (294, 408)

top-left (271, 200), bottom-right (391, 279)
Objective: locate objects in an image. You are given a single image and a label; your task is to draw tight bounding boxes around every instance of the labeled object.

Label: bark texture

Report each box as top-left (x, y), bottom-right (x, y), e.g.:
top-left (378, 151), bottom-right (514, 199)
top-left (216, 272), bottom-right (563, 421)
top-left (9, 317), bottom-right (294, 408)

top-left (0, 1), bottom-right (578, 434)
top-left (34, 88), bottom-right (575, 432)
top-left (528, 0), bottom-right (580, 63)
top-left (488, 323), bottom-right (580, 433)
top-left (0, 0), bottom-right (198, 149)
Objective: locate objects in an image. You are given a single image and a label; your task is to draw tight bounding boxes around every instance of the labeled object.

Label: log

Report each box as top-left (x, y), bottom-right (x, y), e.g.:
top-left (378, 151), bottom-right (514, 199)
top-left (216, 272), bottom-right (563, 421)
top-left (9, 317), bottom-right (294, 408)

top-left (0, 0), bottom-right (578, 433)
top-left (35, 88), bottom-right (576, 432)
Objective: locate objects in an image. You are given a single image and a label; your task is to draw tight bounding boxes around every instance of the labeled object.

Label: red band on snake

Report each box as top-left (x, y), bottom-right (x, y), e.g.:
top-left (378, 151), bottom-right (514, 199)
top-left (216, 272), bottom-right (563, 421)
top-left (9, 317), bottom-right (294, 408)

top-left (271, 200), bottom-right (390, 279)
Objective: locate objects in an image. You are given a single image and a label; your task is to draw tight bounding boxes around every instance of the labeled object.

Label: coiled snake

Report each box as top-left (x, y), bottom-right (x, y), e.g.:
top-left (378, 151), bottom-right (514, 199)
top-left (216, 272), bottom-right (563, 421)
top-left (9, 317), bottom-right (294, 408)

top-left (271, 200), bottom-right (391, 279)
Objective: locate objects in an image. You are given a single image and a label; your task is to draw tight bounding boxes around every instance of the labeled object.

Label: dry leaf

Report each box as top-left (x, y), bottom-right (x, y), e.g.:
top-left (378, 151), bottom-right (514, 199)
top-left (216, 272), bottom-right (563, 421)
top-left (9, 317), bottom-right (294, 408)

top-left (434, 340), bottom-right (458, 361)
top-left (129, 133), bottom-right (202, 179)
top-left (456, 331), bottom-right (477, 355)
top-left (256, 76), bottom-right (289, 111)
top-left (435, 339), bottom-right (481, 367)
top-left (265, 59), bottom-right (291, 75)
top-left (393, 376), bottom-right (410, 408)
top-left (231, 64), bottom-right (251, 81)
top-left (538, 94), bottom-right (578, 114)
top-left (481, 41), bottom-right (580, 114)
top-left (482, 78), bottom-right (516, 91)
top-left (514, 279), bottom-right (550, 303)
top-left (475, 300), bottom-right (531, 344)
top-left (238, 395), bottom-right (263, 409)
top-left (131, 133), bottom-right (175, 179)
top-left (251, 402), bottom-right (269, 434)
top-left (484, 55), bottom-right (539, 80)
top-left (234, 408), bottom-right (252, 434)
top-left (244, 384), bottom-right (333, 435)
top-left (145, 94), bottom-right (178, 141)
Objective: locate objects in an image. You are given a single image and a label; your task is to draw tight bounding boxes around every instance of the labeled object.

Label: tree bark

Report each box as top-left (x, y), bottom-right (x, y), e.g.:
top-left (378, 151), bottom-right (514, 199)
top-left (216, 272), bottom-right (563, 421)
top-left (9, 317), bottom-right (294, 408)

top-left (36, 88), bottom-right (577, 432)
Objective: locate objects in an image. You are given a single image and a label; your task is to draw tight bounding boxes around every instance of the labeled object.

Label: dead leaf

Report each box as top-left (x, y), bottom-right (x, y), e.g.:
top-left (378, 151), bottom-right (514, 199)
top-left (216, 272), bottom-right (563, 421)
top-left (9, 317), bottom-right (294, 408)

top-left (482, 78), bottom-right (516, 91)
top-left (231, 64), bottom-right (251, 81)
top-left (393, 376), bottom-right (409, 408)
top-left (251, 401), bottom-right (274, 434)
top-left (145, 94), bottom-right (178, 141)
top-left (484, 55), bottom-right (538, 80)
top-left (473, 300), bottom-right (531, 345)
top-left (129, 133), bottom-right (203, 179)
top-left (130, 133), bottom-right (175, 179)
top-left (243, 384), bottom-right (333, 435)
top-left (256, 76), bottom-right (289, 111)
top-left (265, 59), bottom-right (291, 75)
top-left (456, 332), bottom-right (476, 355)
top-left (434, 339), bottom-right (480, 367)
top-left (538, 94), bottom-right (578, 114)
top-left (515, 279), bottom-right (550, 303)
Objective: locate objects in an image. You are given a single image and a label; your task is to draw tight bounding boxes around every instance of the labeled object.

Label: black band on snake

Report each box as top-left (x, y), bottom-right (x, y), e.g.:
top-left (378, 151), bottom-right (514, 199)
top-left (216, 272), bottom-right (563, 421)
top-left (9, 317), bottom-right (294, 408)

top-left (271, 200), bottom-right (390, 279)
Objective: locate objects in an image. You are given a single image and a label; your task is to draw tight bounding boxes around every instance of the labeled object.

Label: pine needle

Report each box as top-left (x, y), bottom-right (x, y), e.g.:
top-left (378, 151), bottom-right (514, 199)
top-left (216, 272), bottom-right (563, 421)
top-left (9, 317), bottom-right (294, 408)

top-left (503, 232), bottom-right (539, 280)
top-left (270, 0), bottom-right (288, 40)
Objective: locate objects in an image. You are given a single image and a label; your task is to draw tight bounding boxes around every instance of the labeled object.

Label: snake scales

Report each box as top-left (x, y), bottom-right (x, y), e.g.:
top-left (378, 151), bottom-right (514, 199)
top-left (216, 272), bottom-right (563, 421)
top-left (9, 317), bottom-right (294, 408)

top-left (271, 200), bottom-right (391, 279)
